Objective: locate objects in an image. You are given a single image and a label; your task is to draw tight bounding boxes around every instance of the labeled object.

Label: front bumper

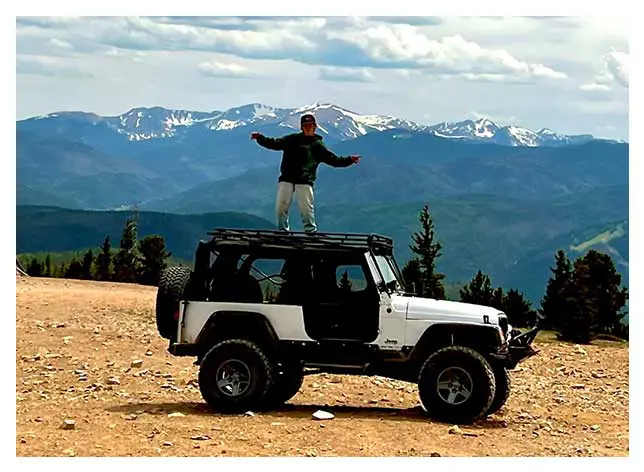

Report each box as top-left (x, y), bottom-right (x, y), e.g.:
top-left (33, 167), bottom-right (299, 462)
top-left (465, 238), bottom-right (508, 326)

top-left (490, 325), bottom-right (540, 369)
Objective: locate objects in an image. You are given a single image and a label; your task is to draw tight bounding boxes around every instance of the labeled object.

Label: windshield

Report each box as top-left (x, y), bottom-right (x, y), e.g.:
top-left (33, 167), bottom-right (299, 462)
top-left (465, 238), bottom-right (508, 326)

top-left (374, 255), bottom-right (404, 292)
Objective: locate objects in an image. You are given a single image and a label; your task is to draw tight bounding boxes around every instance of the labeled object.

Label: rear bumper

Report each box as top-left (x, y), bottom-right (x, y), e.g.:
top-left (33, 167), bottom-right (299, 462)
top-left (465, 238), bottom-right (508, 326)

top-left (490, 326), bottom-right (540, 369)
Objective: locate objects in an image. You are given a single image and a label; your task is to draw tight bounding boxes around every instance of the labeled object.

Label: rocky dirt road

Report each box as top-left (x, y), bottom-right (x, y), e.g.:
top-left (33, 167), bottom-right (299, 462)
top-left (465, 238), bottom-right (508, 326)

top-left (16, 277), bottom-right (629, 457)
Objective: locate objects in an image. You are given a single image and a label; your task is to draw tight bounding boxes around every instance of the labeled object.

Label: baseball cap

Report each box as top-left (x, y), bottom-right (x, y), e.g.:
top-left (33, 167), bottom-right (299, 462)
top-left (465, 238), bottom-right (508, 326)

top-left (300, 114), bottom-right (316, 126)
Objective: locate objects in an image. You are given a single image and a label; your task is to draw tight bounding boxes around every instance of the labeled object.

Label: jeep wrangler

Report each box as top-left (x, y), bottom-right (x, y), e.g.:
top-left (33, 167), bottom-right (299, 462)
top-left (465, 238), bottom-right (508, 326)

top-left (155, 228), bottom-right (539, 424)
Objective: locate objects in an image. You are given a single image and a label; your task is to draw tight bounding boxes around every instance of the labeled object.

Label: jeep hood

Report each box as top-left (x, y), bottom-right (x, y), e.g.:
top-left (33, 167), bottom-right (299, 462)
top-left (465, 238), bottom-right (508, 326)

top-left (396, 295), bottom-right (503, 325)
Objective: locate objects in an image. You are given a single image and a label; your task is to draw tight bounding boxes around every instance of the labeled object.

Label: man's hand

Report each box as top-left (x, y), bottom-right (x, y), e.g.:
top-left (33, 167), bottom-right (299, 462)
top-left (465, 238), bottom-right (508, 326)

top-left (350, 155), bottom-right (361, 164)
top-left (250, 132), bottom-right (261, 140)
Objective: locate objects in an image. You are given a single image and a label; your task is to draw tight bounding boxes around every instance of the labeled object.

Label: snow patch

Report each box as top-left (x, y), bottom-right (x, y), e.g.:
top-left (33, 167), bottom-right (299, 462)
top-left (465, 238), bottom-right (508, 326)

top-left (252, 104), bottom-right (276, 119)
top-left (474, 119), bottom-right (495, 138)
top-left (165, 113), bottom-right (195, 127)
top-left (432, 131), bottom-right (469, 139)
top-left (213, 119), bottom-right (243, 130)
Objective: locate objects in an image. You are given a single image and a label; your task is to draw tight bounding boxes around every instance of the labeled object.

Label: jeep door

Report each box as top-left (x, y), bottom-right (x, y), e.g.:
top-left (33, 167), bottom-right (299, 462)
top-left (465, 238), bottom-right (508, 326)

top-left (302, 251), bottom-right (380, 343)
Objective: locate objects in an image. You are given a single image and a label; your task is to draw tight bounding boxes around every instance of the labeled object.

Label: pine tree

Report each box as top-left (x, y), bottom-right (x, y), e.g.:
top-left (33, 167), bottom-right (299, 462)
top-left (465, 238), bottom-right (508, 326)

top-left (539, 250), bottom-right (573, 330)
top-left (459, 270), bottom-right (495, 306)
top-left (503, 288), bottom-right (537, 328)
top-left (408, 205), bottom-right (446, 299)
top-left (56, 263), bottom-right (67, 278)
top-left (81, 250), bottom-right (94, 280)
top-left (113, 218), bottom-right (139, 283)
top-left (95, 236), bottom-right (112, 281)
top-left (137, 235), bottom-right (171, 286)
top-left (44, 254), bottom-right (52, 277)
top-left (572, 250), bottom-right (628, 336)
top-left (491, 287), bottom-right (505, 311)
top-left (547, 250), bottom-right (628, 344)
top-left (339, 270), bottom-right (353, 293)
top-left (65, 259), bottom-right (83, 279)
top-left (402, 258), bottom-right (422, 296)
top-left (556, 260), bottom-right (595, 344)
top-left (27, 257), bottom-right (43, 277)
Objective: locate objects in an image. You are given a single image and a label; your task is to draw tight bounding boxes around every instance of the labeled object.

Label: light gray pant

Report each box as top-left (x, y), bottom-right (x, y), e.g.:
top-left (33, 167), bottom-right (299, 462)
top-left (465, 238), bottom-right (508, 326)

top-left (276, 181), bottom-right (317, 233)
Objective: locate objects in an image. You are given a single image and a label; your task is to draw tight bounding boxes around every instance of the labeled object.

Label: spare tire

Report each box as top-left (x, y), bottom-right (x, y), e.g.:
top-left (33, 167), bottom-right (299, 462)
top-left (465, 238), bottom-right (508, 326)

top-left (156, 266), bottom-right (192, 341)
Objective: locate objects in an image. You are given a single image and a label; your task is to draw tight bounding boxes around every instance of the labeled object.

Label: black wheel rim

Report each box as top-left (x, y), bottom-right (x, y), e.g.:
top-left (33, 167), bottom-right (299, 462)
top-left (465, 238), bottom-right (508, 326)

top-left (215, 359), bottom-right (251, 397)
top-left (436, 366), bottom-right (473, 405)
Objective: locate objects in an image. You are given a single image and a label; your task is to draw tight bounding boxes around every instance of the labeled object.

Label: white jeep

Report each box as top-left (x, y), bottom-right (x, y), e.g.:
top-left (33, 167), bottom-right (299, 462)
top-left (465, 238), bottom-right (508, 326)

top-left (156, 228), bottom-right (539, 424)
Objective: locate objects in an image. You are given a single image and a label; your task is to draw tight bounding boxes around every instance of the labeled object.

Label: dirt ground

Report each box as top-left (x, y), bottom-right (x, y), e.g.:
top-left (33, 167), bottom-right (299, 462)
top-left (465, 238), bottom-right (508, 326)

top-left (15, 276), bottom-right (629, 457)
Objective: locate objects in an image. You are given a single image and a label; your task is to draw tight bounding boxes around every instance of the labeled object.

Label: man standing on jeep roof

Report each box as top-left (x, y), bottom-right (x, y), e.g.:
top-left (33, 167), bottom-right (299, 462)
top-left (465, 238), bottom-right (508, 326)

top-left (250, 113), bottom-right (360, 233)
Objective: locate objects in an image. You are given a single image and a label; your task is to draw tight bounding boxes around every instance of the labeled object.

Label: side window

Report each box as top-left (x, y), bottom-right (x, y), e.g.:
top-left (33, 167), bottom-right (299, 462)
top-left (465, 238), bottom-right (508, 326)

top-left (335, 264), bottom-right (367, 293)
top-left (236, 256), bottom-right (287, 303)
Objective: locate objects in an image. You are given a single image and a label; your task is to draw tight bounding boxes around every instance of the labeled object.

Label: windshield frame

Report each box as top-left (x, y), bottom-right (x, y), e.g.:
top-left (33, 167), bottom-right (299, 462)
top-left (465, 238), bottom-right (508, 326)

top-left (372, 253), bottom-right (405, 293)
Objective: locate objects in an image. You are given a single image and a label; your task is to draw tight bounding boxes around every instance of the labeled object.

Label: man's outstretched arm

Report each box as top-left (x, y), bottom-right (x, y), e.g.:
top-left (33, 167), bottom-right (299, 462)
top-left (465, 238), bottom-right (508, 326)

top-left (251, 132), bottom-right (289, 151)
top-left (313, 141), bottom-right (360, 167)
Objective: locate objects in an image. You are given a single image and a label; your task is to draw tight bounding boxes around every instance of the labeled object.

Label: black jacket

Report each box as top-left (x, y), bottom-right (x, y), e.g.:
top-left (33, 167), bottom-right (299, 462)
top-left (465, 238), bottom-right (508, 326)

top-left (255, 132), bottom-right (354, 185)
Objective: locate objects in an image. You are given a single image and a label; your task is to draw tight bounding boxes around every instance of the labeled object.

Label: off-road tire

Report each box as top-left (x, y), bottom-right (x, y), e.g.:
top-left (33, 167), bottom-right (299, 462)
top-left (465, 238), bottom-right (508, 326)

top-left (486, 367), bottom-right (511, 416)
top-left (155, 266), bottom-right (192, 341)
top-left (264, 363), bottom-right (305, 410)
top-left (418, 345), bottom-right (496, 424)
top-left (198, 339), bottom-right (275, 414)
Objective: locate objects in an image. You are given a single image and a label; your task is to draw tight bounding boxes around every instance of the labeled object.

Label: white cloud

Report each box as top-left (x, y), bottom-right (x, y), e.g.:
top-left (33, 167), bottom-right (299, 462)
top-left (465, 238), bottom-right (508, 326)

top-left (319, 67), bottom-right (374, 83)
top-left (17, 17), bottom-right (567, 83)
top-left (197, 61), bottom-right (257, 78)
top-left (48, 38), bottom-right (73, 50)
top-left (605, 51), bottom-right (629, 87)
top-left (581, 50), bottom-right (629, 91)
top-left (327, 28), bottom-right (567, 81)
top-left (17, 55), bottom-right (93, 78)
top-left (580, 83), bottom-right (611, 92)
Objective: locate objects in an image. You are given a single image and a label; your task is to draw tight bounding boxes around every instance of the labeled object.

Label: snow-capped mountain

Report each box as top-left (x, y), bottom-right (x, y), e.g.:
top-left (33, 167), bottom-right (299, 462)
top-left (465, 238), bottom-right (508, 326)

top-left (426, 119), bottom-right (598, 147)
top-left (23, 103), bottom-right (609, 147)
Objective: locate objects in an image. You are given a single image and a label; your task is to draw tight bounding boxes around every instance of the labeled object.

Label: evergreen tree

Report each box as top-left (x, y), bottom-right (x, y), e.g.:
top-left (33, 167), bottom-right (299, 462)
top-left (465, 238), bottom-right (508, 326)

top-left (113, 218), bottom-right (139, 283)
top-left (408, 204), bottom-right (446, 299)
top-left (95, 236), bottom-right (112, 281)
top-left (65, 259), bottom-right (83, 279)
top-left (539, 250), bottom-right (574, 330)
top-left (81, 250), bottom-right (94, 280)
top-left (402, 258), bottom-right (422, 296)
top-left (572, 250), bottom-right (628, 336)
top-left (54, 263), bottom-right (67, 278)
top-left (44, 254), bottom-right (52, 277)
top-left (459, 270), bottom-right (495, 306)
top-left (547, 250), bottom-right (628, 344)
top-left (27, 258), bottom-right (43, 277)
top-left (339, 269), bottom-right (353, 293)
top-left (556, 260), bottom-right (595, 344)
top-left (491, 287), bottom-right (505, 311)
top-left (264, 286), bottom-right (278, 303)
top-left (503, 288), bottom-right (538, 328)
top-left (137, 235), bottom-right (171, 286)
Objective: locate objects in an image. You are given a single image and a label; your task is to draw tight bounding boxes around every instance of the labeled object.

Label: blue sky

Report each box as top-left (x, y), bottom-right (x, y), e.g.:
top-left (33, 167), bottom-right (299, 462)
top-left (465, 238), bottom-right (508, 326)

top-left (16, 14), bottom-right (630, 139)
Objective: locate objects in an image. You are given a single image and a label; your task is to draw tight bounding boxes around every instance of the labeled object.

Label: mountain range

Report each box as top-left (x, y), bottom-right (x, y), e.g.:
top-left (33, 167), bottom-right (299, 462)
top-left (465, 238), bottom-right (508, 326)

top-left (22, 102), bottom-right (617, 148)
top-left (15, 101), bottom-right (629, 306)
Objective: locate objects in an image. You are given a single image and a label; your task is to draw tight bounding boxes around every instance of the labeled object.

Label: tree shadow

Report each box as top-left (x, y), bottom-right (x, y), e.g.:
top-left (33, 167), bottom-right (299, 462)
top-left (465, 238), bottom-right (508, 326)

top-left (105, 401), bottom-right (512, 428)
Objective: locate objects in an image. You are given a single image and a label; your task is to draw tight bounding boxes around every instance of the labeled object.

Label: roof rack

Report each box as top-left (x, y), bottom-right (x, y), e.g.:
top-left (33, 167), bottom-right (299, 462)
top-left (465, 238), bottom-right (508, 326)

top-left (206, 228), bottom-right (394, 252)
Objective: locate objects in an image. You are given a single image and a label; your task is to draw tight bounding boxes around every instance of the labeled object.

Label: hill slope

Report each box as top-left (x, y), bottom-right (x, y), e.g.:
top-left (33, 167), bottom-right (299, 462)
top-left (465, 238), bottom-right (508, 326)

top-left (16, 206), bottom-right (274, 260)
top-left (145, 137), bottom-right (628, 214)
top-left (17, 184), bottom-right (628, 305)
